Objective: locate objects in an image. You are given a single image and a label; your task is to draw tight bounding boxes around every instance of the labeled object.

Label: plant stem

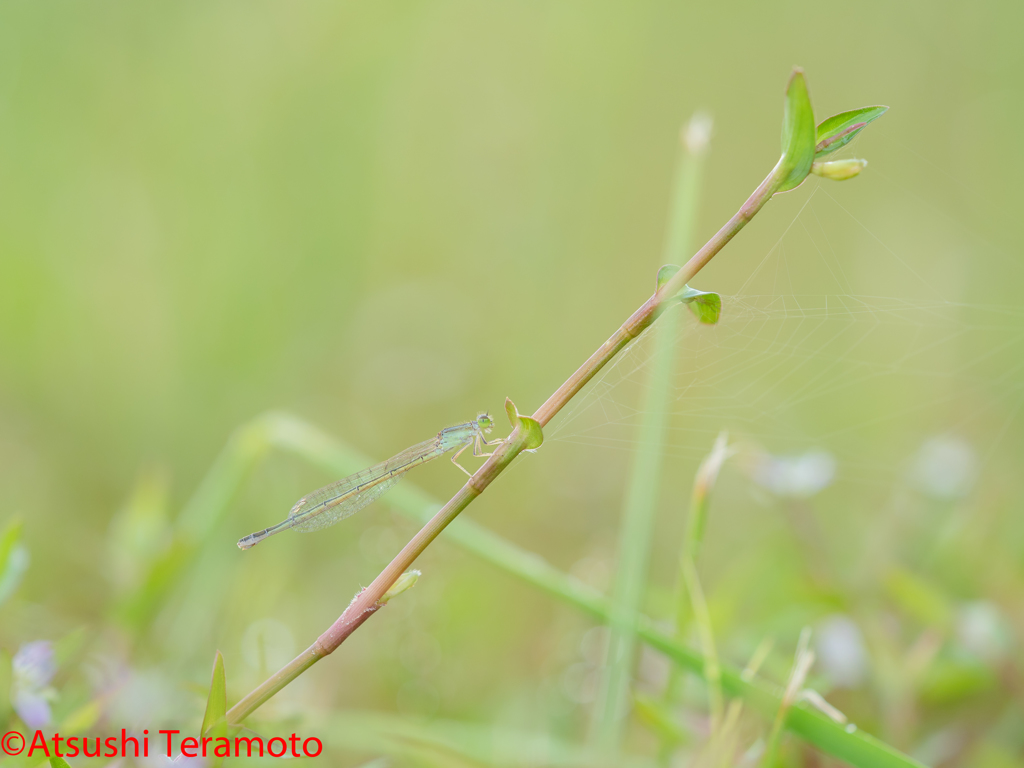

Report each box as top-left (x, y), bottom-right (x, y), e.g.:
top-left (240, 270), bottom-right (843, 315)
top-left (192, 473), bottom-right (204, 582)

top-left (532, 161), bottom-right (781, 429)
top-left (760, 631), bottom-right (815, 768)
top-left (209, 413), bottom-right (925, 768)
top-left (225, 648), bottom-right (320, 729)
top-left (227, 160), bottom-right (785, 726)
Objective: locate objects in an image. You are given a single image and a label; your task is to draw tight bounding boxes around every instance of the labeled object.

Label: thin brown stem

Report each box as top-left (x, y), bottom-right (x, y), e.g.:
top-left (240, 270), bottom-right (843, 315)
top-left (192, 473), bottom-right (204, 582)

top-left (226, 161), bottom-right (784, 726)
top-left (533, 160), bottom-right (781, 427)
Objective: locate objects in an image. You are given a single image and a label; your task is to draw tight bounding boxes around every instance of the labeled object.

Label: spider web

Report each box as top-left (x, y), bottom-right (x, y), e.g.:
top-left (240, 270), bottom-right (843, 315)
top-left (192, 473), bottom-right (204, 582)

top-left (545, 182), bottom-right (1024, 493)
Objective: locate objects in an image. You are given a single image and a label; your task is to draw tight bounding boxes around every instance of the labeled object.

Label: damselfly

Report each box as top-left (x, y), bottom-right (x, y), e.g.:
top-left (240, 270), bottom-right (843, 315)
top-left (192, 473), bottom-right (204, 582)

top-left (237, 413), bottom-right (500, 549)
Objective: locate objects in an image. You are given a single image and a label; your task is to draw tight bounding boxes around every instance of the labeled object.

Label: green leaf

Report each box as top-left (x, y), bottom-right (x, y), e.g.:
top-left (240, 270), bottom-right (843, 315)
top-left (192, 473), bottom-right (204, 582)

top-left (0, 517), bottom-right (29, 607)
top-left (815, 106), bottom-right (887, 158)
top-left (503, 398), bottom-right (518, 428)
top-left (656, 263), bottom-right (679, 291)
top-left (518, 419), bottom-right (543, 451)
top-left (50, 758), bottom-right (74, 768)
top-left (776, 68), bottom-right (817, 192)
top-left (679, 285), bottom-right (721, 325)
top-left (656, 265), bottom-right (721, 325)
top-left (201, 651), bottom-right (228, 768)
top-left (504, 398), bottom-right (544, 451)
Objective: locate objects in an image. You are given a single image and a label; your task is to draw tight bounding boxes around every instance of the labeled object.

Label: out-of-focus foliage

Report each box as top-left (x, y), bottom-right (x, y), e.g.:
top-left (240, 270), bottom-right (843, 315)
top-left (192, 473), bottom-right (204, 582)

top-left (0, 519), bottom-right (29, 608)
top-left (1, 1), bottom-right (1023, 766)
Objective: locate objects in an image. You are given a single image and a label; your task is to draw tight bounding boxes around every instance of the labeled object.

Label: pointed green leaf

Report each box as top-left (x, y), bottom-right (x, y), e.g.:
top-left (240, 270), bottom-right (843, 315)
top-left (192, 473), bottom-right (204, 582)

top-left (776, 68), bottom-right (817, 193)
top-left (0, 517), bottom-right (29, 607)
top-left (503, 397), bottom-right (519, 429)
top-left (50, 758), bottom-right (74, 768)
top-left (504, 398), bottom-right (544, 451)
top-left (201, 651), bottom-right (228, 767)
top-left (815, 106), bottom-right (887, 158)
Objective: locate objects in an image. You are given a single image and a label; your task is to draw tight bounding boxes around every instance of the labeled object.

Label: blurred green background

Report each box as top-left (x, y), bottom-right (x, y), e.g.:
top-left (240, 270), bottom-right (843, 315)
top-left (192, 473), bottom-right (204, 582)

top-left (1, 1), bottom-right (1023, 765)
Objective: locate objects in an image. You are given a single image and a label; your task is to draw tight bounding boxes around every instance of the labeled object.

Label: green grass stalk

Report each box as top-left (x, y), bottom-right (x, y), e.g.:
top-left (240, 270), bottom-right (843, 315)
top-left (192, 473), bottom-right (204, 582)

top-left (593, 113), bottom-right (712, 753)
top-left (661, 433), bottom-right (732, 766)
top-left (662, 432), bottom-right (732, 711)
top-left (714, 639), bottom-right (773, 768)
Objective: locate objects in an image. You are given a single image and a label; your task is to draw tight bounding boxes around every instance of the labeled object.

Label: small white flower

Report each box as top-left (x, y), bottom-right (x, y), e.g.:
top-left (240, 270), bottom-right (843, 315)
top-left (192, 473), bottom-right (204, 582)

top-left (815, 615), bottom-right (869, 688)
top-left (912, 436), bottom-right (977, 499)
top-left (748, 449), bottom-right (836, 498)
top-left (956, 601), bottom-right (1010, 663)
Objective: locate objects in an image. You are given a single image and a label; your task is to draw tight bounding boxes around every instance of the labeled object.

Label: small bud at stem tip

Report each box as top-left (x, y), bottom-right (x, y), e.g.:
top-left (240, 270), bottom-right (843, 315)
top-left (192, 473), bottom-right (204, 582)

top-left (811, 158), bottom-right (867, 181)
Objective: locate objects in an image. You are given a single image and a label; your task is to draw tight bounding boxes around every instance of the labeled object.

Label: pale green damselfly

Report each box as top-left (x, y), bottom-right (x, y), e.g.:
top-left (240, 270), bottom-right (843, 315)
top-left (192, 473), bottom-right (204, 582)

top-left (237, 413), bottom-right (500, 550)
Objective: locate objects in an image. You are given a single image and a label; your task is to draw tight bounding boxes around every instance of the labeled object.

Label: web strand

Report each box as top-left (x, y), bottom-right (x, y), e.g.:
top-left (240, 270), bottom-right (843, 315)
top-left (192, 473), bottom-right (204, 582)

top-left (545, 185), bottom-right (1024, 494)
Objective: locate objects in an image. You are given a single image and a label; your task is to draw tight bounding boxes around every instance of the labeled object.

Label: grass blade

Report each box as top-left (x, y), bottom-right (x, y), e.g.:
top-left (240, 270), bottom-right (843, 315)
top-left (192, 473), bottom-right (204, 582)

top-left (593, 111), bottom-right (712, 753)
